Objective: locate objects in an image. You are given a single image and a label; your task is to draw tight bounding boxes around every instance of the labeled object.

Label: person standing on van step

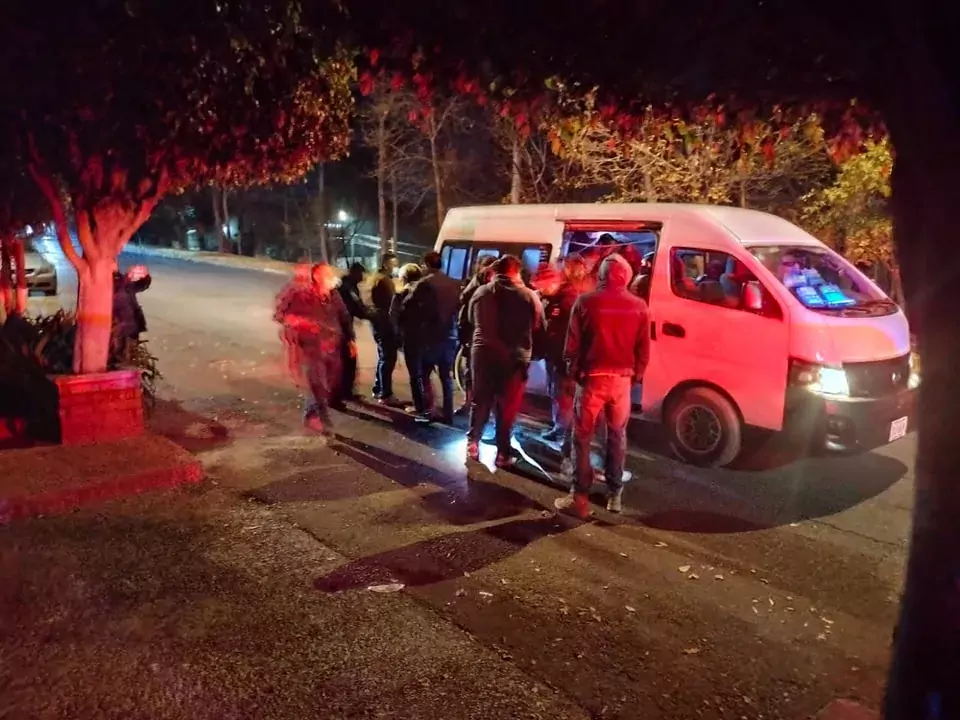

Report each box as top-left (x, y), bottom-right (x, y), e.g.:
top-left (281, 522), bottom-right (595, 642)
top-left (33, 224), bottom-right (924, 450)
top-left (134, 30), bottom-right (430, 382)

top-left (466, 255), bottom-right (545, 467)
top-left (391, 263), bottom-right (434, 415)
top-left (404, 251), bottom-right (461, 424)
top-left (455, 256), bottom-right (497, 415)
top-left (540, 254), bottom-right (589, 444)
top-left (369, 252), bottom-right (401, 405)
top-left (555, 253), bottom-right (650, 519)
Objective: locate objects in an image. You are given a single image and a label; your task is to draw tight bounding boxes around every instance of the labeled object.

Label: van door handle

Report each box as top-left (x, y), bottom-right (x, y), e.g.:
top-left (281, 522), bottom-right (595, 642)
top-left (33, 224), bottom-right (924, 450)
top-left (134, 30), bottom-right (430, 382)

top-left (662, 322), bottom-right (686, 338)
top-left (650, 321), bottom-right (657, 340)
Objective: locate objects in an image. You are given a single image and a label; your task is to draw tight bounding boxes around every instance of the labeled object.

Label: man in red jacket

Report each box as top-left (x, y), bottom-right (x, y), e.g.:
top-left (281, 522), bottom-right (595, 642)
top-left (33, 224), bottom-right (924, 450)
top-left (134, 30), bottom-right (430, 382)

top-left (555, 253), bottom-right (650, 519)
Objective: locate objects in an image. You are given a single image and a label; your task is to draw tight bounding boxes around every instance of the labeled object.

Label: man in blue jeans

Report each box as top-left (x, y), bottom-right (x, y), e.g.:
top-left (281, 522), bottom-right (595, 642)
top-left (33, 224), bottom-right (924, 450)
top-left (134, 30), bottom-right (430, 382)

top-left (555, 253), bottom-right (649, 519)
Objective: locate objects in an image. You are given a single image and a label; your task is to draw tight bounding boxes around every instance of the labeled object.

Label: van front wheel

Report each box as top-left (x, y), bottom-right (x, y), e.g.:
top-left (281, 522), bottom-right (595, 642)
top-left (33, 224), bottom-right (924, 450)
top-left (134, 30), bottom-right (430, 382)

top-left (666, 386), bottom-right (742, 468)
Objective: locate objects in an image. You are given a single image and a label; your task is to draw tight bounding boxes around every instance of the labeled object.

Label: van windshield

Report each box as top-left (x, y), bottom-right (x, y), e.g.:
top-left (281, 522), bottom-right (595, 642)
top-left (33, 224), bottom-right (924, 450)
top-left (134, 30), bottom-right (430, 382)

top-left (747, 245), bottom-right (898, 318)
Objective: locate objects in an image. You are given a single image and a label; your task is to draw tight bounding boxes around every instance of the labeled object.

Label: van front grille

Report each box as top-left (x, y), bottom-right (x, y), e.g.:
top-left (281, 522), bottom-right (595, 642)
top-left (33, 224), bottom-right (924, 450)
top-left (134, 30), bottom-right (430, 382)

top-left (844, 354), bottom-right (910, 398)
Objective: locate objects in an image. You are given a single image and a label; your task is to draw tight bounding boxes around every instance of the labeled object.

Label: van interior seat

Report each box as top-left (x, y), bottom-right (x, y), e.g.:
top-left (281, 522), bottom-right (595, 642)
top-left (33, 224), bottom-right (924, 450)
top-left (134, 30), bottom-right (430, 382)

top-left (698, 279), bottom-right (727, 304)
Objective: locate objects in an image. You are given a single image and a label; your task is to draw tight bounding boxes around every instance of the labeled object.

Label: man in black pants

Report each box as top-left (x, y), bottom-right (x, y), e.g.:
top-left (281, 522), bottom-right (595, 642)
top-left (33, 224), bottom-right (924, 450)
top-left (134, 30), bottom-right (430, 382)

top-left (336, 262), bottom-right (366, 403)
top-left (369, 252), bottom-right (400, 405)
top-left (466, 255), bottom-right (545, 468)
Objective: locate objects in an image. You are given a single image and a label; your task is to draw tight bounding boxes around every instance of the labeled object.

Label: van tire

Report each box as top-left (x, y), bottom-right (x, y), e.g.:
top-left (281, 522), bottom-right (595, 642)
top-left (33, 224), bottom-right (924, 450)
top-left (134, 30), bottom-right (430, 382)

top-left (666, 386), bottom-right (742, 468)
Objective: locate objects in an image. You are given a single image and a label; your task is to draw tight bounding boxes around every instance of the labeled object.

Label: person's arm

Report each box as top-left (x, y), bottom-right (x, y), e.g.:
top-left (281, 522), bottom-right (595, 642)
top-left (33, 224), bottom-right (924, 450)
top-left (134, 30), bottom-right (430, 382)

top-left (336, 294), bottom-right (355, 342)
top-left (130, 275), bottom-right (152, 293)
top-left (564, 297), bottom-right (584, 380)
top-left (634, 300), bottom-right (651, 381)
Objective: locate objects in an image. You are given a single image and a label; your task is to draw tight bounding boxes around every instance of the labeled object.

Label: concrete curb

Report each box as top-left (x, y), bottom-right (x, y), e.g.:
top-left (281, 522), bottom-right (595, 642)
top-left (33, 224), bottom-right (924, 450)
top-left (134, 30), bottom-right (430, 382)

top-left (816, 700), bottom-right (879, 720)
top-left (0, 460), bottom-right (203, 524)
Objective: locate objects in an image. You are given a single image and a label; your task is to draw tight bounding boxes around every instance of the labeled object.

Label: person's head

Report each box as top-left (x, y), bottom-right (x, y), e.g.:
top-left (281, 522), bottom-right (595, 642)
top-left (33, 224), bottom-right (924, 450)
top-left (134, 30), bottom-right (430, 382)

top-left (598, 253), bottom-right (633, 290)
top-left (423, 251), bottom-right (443, 272)
top-left (347, 262), bottom-right (365, 283)
top-left (380, 252), bottom-right (398, 273)
top-left (562, 253), bottom-right (589, 285)
top-left (475, 255), bottom-right (496, 281)
top-left (398, 262), bottom-right (423, 286)
top-left (531, 263), bottom-right (561, 295)
top-left (310, 263), bottom-right (339, 295)
top-left (492, 254), bottom-right (522, 282)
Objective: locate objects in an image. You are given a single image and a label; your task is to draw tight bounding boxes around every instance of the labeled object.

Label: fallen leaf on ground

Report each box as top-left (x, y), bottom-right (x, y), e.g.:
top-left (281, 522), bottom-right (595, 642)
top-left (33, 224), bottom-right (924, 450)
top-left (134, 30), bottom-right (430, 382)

top-left (479, 591), bottom-right (493, 598)
top-left (683, 647), bottom-right (701, 655)
top-left (714, 574), bottom-right (724, 581)
top-left (655, 542), bottom-right (668, 548)
top-left (367, 583), bottom-right (405, 593)
top-left (625, 606), bottom-right (637, 613)
top-left (678, 565), bottom-right (692, 573)
top-left (688, 573), bottom-right (700, 580)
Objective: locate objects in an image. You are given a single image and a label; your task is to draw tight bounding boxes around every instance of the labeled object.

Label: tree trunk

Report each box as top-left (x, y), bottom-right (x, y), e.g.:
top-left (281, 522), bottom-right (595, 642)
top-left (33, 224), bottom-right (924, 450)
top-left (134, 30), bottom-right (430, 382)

top-left (0, 232), bottom-right (12, 314)
top-left (317, 163), bottom-right (329, 263)
top-left (510, 132), bottom-right (522, 204)
top-left (221, 189), bottom-right (234, 254)
top-left (212, 187), bottom-right (228, 253)
top-left (739, 179), bottom-right (748, 208)
top-left (377, 114), bottom-right (389, 255)
top-left (642, 172), bottom-right (657, 203)
top-left (390, 164), bottom-right (399, 252)
top-left (73, 256), bottom-right (114, 374)
top-left (429, 112), bottom-right (445, 228)
top-left (12, 238), bottom-right (27, 313)
top-left (881, 9), bottom-right (960, 716)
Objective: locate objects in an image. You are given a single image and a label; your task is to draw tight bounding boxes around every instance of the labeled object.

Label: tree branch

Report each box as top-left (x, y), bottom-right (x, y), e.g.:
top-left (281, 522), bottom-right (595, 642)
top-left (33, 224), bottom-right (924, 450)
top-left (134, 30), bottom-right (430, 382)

top-left (25, 141), bottom-right (87, 275)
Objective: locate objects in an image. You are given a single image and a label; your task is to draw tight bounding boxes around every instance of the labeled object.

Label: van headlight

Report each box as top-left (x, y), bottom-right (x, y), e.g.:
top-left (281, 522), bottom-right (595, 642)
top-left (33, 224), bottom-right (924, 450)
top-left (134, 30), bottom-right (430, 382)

top-left (789, 359), bottom-right (850, 397)
top-left (909, 351), bottom-right (921, 389)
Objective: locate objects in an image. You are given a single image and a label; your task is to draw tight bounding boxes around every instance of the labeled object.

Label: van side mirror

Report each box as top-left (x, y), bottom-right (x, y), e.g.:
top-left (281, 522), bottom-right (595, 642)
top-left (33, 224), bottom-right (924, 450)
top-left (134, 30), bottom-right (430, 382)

top-left (742, 281), bottom-right (763, 312)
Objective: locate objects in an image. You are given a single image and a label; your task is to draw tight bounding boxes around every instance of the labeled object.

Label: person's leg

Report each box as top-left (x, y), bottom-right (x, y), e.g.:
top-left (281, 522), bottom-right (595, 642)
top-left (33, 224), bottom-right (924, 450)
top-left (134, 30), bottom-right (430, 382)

top-left (466, 350), bottom-right (496, 457)
top-left (405, 344), bottom-right (425, 413)
top-left (457, 345), bottom-right (472, 414)
top-left (380, 332), bottom-right (398, 400)
top-left (555, 377), bottom-right (602, 518)
top-left (602, 376), bottom-right (632, 512)
top-left (341, 342), bottom-right (358, 400)
top-left (436, 339), bottom-right (457, 423)
top-left (303, 353), bottom-right (331, 431)
top-left (372, 328), bottom-right (385, 398)
top-left (495, 367), bottom-right (527, 463)
top-left (556, 371), bottom-right (577, 436)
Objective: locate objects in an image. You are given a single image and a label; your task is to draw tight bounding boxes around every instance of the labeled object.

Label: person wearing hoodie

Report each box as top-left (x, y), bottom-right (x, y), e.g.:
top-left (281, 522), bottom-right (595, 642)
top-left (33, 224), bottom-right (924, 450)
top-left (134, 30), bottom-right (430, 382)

top-left (466, 254), bottom-right (545, 467)
top-left (554, 253), bottom-right (650, 519)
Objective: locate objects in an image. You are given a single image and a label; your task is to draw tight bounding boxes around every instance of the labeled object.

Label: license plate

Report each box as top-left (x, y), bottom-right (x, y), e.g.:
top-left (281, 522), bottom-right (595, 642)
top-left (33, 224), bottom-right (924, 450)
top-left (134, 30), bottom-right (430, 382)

top-left (889, 416), bottom-right (909, 442)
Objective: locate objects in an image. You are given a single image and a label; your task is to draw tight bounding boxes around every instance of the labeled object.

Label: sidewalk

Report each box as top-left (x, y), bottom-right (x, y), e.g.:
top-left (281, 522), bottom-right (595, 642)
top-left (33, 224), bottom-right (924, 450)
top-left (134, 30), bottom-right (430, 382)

top-left (0, 434), bottom-right (202, 523)
top-left (0, 484), bottom-right (589, 719)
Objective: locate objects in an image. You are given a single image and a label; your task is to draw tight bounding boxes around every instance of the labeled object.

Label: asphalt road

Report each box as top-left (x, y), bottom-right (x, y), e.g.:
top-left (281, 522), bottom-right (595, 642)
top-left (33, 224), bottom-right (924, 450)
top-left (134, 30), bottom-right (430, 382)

top-left (18, 241), bottom-right (916, 718)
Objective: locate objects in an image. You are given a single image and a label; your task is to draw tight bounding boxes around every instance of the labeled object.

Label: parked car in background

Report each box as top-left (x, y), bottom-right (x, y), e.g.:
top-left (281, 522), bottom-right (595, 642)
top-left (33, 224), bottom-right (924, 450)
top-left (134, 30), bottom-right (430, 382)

top-left (21, 242), bottom-right (58, 296)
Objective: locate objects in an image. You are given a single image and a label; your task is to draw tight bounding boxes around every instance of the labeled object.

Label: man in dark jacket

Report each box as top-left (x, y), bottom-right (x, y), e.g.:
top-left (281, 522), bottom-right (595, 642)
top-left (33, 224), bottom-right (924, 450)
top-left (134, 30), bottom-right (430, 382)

top-left (455, 256), bottom-right (496, 415)
top-left (369, 252), bottom-right (399, 404)
top-left (404, 251), bottom-right (461, 423)
top-left (466, 254), bottom-right (545, 467)
top-left (337, 262), bottom-right (367, 401)
top-left (111, 264), bottom-right (152, 360)
top-left (540, 254), bottom-right (589, 443)
top-left (274, 263), bottom-right (355, 434)
top-left (555, 253), bottom-right (650, 518)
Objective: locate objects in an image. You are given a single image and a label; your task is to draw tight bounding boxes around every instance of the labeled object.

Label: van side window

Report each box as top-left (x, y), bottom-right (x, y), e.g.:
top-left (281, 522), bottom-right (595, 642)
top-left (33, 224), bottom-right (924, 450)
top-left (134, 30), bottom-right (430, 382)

top-left (670, 248), bottom-right (763, 311)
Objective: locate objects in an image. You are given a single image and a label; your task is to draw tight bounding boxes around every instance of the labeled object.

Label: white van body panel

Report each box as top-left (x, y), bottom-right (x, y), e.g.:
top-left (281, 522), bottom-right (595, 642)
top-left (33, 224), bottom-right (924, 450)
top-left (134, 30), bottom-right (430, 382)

top-left (435, 203), bottom-right (912, 435)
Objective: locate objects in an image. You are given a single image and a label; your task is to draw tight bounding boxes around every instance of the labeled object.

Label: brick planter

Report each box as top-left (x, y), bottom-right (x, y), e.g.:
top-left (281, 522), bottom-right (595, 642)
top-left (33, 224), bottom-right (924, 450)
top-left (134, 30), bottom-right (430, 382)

top-left (53, 369), bottom-right (144, 445)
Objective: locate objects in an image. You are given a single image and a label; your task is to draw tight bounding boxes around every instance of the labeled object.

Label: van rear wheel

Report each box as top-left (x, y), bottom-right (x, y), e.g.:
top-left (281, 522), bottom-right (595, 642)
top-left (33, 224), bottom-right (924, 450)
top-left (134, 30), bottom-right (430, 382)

top-left (666, 386), bottom-right (742, 468)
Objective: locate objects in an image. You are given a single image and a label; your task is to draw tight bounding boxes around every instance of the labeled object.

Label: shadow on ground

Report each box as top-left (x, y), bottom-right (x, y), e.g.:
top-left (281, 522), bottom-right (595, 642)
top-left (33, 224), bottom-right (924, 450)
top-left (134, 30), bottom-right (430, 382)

top-left (147, 399), bottom-right (232, 452)
top-left (314, 515), bottom-right (567, 592)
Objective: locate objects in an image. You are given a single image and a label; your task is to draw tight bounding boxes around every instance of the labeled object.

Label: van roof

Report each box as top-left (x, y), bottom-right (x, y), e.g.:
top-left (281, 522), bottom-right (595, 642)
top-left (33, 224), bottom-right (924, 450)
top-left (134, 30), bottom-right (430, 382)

top-left (443, 203), bottom-right (823, 247)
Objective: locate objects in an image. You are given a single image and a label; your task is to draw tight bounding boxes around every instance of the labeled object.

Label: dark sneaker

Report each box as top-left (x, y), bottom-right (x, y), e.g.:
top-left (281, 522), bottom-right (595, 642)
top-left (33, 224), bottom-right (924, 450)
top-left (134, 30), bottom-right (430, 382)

top-left (554, 493), bottom-right (591, 520)
top-left (414, 413), bottom-right (433, 424)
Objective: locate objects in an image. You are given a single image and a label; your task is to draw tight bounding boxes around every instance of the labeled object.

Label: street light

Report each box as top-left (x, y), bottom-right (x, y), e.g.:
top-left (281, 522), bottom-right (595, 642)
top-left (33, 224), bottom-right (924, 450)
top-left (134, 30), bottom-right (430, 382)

top-left (337, 209), bottom-right (350, 223)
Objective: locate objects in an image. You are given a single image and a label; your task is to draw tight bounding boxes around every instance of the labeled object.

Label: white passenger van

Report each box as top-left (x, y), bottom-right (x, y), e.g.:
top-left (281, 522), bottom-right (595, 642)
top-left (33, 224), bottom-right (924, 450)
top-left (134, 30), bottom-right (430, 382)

top-left (435, 203), bottom-right (918, 467)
